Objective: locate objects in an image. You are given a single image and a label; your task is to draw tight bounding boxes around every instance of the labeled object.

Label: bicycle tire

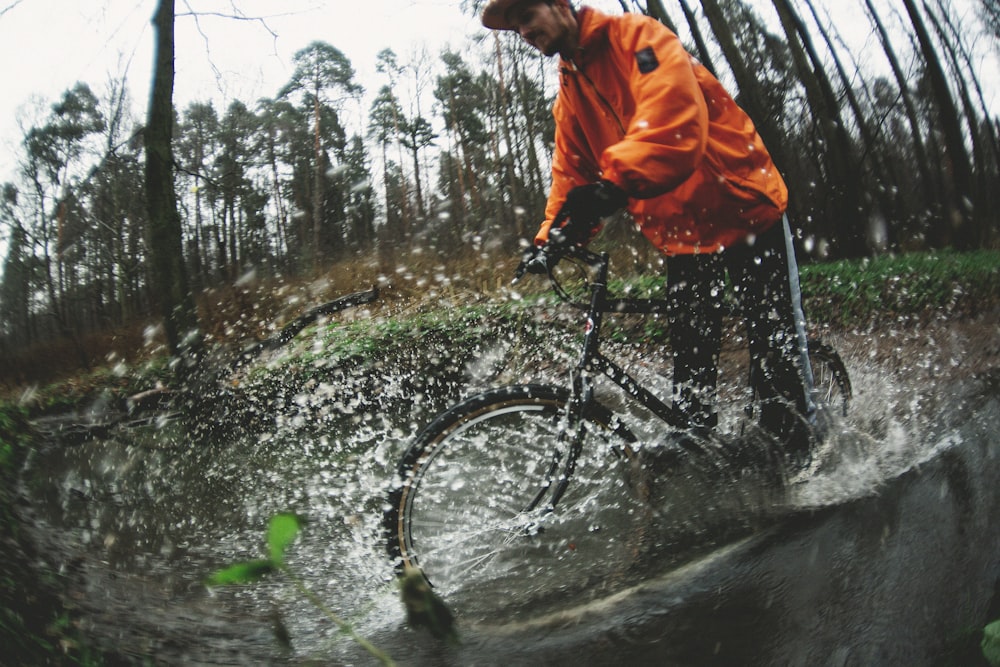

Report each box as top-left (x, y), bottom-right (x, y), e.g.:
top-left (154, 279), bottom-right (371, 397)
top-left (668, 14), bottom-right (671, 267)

top-left (745, 339), bottom-right (851, 418)
top-left (384, 384), bottom-right (642, 611)
top-left (807, 339), bottom-right (852, 417)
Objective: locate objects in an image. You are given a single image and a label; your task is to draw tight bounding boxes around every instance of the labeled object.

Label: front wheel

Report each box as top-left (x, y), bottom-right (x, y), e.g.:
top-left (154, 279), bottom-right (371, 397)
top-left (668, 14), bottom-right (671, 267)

top-left (384, 384), bottom-right (641, 616)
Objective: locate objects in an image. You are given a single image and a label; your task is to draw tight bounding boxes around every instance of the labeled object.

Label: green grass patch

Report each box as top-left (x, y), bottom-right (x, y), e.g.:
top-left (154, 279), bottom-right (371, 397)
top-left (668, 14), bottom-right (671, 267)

top-left (800, 249), bottom-right (1000, 326)
top-left (250, 249), bottom-right (1000, 367)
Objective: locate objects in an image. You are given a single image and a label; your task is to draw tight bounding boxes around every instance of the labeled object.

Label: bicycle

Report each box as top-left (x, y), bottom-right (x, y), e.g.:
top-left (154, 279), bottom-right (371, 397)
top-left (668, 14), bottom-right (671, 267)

top-left (383, 242), bottom-right (851, 611)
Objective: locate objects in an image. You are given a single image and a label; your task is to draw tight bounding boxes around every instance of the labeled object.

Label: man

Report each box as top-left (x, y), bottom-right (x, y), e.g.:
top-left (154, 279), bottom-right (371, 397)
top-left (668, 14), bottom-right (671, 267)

top-left (482, 0), bottom-right (816, 463)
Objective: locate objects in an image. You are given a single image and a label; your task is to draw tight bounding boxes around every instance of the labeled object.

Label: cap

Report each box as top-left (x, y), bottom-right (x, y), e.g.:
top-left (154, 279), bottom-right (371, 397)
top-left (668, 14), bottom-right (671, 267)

top-left (481, 0), bottom-right (529, 31)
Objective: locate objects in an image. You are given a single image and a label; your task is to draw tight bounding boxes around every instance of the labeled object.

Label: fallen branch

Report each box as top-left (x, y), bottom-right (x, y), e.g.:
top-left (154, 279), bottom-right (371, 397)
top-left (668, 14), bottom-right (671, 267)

top-left (232, 286), bottom-right (379, 369)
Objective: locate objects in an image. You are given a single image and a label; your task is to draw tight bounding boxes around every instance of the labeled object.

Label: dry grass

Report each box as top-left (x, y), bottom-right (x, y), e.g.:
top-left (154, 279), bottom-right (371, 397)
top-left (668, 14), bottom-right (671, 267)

top-left (0, 248), bottom-right (531, 398)
top-left (12, 242), bottom-right (990, 400)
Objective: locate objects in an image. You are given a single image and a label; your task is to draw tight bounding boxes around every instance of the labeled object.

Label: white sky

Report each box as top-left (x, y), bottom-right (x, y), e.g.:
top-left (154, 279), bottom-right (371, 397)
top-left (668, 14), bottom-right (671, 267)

top-left (0, 0), bottom-right (996, 186)
top-left (0, 0), bottom-right (485, 182)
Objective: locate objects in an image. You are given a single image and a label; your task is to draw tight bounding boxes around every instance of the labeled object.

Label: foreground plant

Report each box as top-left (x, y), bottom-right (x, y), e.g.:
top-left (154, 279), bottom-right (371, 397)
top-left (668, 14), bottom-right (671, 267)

top-left (985, 618), bottom-right (1000, 666)
top-left (207, 513), bottom-right (396, 666)
top-left (398, 565), bottom-right (458, 644)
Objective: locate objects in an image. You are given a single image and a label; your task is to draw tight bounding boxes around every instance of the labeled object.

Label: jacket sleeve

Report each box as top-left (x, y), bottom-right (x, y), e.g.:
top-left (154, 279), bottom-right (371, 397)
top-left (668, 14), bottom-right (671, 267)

top-left (534, 100), bottom-right (600, 245)
top-left (598, 16), bottom-right (709, 200)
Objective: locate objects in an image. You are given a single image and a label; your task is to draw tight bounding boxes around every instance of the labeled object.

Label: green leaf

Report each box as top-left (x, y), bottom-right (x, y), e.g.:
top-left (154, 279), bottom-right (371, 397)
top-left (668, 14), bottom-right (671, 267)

top-left (984, 619), bottom-right (1000, 667)
top-left (267, 513), bottom-right (305, 566)
top-left (206, 559), bottom-right (274, 586)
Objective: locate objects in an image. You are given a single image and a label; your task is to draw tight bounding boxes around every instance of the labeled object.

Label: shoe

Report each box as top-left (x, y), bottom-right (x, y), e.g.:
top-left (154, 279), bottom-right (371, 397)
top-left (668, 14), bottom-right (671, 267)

top-left (781, 417), bottom-right (817, 472)
top-left (632, 428), bottom-right (771, 513)
top-left (717, 435), bottom-right (770, 471)
top-left (759, 402), bottom-right (817, 472)
top-left (627, 431), bottom-right (699, 501)
top-left (633, 438), bottom-right (686, 476)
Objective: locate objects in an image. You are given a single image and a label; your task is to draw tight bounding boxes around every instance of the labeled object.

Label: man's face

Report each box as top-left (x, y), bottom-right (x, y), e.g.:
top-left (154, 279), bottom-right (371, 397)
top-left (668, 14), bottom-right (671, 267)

top-left (507, 0), bottom-right (575, 57)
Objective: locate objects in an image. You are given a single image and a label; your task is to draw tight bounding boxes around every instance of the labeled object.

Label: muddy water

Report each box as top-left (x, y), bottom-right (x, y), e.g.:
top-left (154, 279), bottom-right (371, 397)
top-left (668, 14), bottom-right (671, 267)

top-left (18, 320), bottom-right (1000, 665)
top-left (21, 408), bottom-right (410, 664)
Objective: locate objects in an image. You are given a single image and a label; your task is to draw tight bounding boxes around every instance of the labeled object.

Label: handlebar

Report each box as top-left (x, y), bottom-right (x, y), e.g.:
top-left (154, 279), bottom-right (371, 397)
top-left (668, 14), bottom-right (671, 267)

top-left (511, 237), bottom-right (670, 315)
top-left (512, 230), bottom-right (576, 284)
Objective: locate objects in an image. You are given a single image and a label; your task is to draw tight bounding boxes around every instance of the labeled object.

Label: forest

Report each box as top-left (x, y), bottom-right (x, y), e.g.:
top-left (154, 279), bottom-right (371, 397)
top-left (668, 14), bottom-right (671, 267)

top-left (0, 0), bottom-right (998, 386)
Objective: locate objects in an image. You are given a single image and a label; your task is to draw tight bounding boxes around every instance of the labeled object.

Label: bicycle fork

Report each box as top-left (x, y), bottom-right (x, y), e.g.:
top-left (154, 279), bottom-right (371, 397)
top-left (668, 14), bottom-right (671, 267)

top-left (548, 369), bottom-right (592, 510)
top-left (521, 369), bottom-right (592, 526)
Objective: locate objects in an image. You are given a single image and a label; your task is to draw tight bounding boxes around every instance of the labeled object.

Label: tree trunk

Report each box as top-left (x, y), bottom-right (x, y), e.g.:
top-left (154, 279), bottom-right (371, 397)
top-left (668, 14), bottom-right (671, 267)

top-left (900, 0), bottom-right (975, 248)
top-left (770, 0), bottom-right (867, 256)
top-left (923, 0), bottom-right (993, 247)
top-left (676, 0), bottom-right (719, 79)
top-left (799, 0), bottom-right (902, 247)
top-left (513, 52), bottom-right (546, 204)
top-left (493, 34), bottom-right (523, 237)
top-left (312, 88), bottom-right (323, 266)
top-left (697, 0), bottom-right (785, 168)
top-left (265, 125), bottom-right (289, 267)
top-left (929, 0), bottom-right (1000, 167)
top-left (144, 0), bottom-right (201, 360)
top-left (862, 0), bottom-right (940, 229)
top-left (644, 0), bottom-right (678, 32)
top-left (390, 99), bottom-right (413, 244)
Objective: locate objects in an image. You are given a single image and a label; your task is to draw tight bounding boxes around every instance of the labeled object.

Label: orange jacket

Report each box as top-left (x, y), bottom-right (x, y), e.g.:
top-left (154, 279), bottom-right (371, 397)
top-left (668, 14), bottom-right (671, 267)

top-left (537, 7), bottom-right (788, 255)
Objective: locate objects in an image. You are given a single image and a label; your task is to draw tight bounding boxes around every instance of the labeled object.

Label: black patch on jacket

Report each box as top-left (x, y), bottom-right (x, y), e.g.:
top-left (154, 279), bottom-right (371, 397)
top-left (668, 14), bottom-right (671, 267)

top-left (636, 47), bottom-right (659, 74)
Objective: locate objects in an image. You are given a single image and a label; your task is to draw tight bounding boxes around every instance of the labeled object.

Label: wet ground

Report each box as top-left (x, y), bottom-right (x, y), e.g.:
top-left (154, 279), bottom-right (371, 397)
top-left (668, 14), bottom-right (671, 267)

top-left (15, 315), bottom-right (1000, 665)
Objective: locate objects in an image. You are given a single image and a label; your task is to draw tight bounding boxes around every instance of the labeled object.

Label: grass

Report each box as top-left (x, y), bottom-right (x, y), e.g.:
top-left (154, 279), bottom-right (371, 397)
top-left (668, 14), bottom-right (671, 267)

top-left (800, 249), bottom-right (1000, 325)
top-left (4, 247), bottom-right (999, 414)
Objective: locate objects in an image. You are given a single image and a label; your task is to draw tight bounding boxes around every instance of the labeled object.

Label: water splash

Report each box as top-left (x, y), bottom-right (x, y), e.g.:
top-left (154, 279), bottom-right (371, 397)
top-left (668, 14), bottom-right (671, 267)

top-left (19, 320), bottom-right (998, 663)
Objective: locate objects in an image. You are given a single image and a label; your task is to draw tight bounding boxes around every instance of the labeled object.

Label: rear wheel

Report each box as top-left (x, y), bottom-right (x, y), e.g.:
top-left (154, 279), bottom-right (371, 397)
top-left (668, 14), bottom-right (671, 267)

top-left (807, 340), bottom-right (852, 418)
top-left (742, 339), bottom-right (852, 424)
top-left (384, 384), bottom-right (642, 615)
top-left (737, 339), bottom-right (852, 471)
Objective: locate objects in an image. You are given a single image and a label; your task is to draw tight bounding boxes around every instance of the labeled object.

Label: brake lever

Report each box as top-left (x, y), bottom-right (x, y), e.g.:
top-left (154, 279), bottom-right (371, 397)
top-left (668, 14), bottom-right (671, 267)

top-left (511, 226), bottom-right (578, 284)
top-left (512, 252), bottom-right (547, 284)
top-left (512, 260), bottom-right (528, 284)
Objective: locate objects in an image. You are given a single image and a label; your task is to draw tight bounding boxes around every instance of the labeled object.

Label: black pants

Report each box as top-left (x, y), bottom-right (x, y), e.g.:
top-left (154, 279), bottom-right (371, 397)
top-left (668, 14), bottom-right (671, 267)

top-left (666, 218), bottom-right (813, 439)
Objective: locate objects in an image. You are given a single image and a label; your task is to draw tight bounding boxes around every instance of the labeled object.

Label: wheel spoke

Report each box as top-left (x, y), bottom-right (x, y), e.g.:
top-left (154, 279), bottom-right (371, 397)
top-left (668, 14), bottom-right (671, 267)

top-left (390, 386), bottom-right (642, 612)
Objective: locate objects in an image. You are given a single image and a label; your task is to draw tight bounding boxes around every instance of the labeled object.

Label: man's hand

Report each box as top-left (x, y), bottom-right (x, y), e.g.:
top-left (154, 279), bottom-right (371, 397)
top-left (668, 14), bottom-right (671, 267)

top-left (512, 245), bottom-right (550, 283)
top-left (554, 180), bottom-right (628, 244)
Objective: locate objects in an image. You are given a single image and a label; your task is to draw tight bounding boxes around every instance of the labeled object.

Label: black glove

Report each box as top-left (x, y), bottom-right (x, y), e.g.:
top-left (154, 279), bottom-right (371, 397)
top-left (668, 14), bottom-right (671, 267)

top-left (523, 245), bottom-right (551, 274)
top-left (512, 245), bottom-right (551, 282)
top-left (553, 180), bottom-right (628, 244)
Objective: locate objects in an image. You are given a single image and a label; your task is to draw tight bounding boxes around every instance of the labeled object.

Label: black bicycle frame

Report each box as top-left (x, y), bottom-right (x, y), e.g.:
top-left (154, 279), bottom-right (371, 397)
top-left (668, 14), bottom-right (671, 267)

top-left (542, 248), bottom-right (684, 511)
top-left (570, 250), bottom-right (683, 430)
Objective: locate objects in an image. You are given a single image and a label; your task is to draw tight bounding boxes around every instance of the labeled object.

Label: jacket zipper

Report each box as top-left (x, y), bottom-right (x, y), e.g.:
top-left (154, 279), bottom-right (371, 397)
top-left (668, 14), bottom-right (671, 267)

top-left (565, 60), bottom-right (627, 139)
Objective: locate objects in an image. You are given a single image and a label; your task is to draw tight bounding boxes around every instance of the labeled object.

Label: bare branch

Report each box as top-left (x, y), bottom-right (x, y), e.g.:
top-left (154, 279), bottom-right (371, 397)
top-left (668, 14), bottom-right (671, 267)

top-left (175, 2), bottom-right (318, 96)
top-left (181, 0), bottom-right (225, 92)
top-left (0, 0), bottom-right (26, 17)
top-left (174, 6), bottom-right (313, 42)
